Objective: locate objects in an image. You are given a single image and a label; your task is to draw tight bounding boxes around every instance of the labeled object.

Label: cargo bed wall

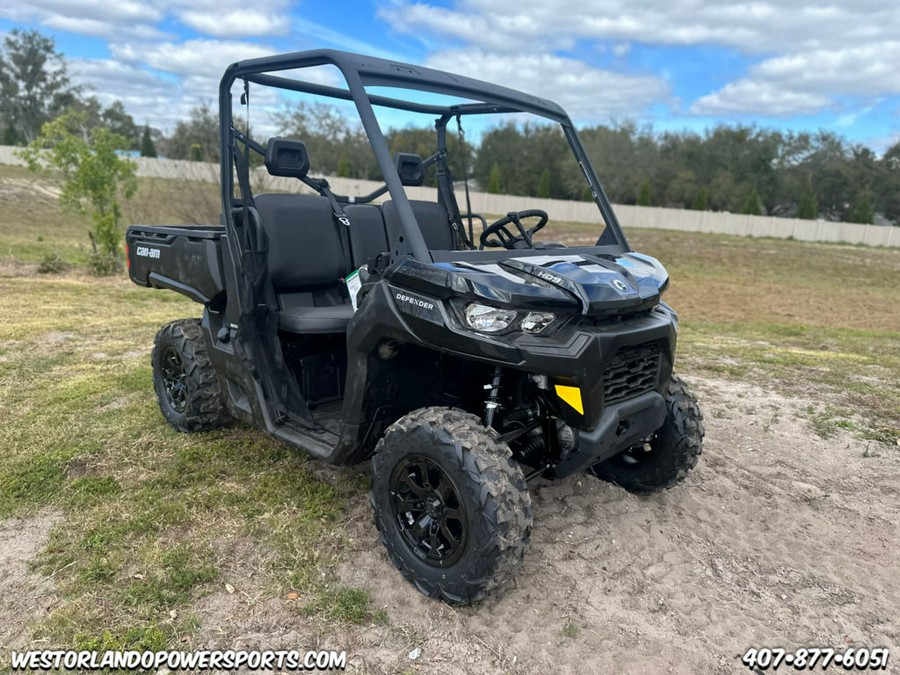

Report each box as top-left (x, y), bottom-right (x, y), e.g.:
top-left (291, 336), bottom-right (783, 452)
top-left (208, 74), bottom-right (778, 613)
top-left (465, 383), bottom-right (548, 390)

top-left (126, 225), bottom-right (227, 305)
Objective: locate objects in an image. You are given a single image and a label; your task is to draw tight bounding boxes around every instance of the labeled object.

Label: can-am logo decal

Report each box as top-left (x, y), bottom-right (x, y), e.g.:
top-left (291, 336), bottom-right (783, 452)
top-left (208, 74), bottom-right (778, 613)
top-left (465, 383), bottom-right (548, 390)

top-left (135, 246), bottom-right (161, 259)
top-left (394, 292), bottom-right (434, 311)
top-left (612, 279), bottom-right (629, 292)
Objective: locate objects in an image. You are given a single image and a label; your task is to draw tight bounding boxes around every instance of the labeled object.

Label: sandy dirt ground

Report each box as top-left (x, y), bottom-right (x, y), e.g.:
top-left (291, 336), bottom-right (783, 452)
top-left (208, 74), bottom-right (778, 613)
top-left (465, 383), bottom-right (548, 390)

top-left (2, 376), bottom-right (898, 674)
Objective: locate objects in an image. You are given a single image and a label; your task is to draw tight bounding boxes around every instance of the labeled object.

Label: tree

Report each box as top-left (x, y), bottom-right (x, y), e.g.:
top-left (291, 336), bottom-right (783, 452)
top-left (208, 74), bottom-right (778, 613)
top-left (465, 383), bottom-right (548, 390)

top-left (743, 186), bottom-right (764, 215)
top-left (636, 179), bottom-right (652, 206)
top-left (140, 125), bottom-right (157, 157)
top-left (384, 125), bottom-right (473, 186)
top-left (19, 112), bottom-right (137, 273)
top-left (850, 188), bottom-right (875, 224)
top-left (336, 155), bottom-right (350, 177)
top-left (691, 186), bottom-right (709, 211)
top-left (474, 122), bottom-right (569, 198)
top-left (0, 29), bottom-right (80, 144)
top-left (536, 167), bottom-right (551, 198)
top-left (487, 163), bottom-right (502, 193)
top-left (276, 101), bottom-right (379, 179)
top-left (102, 101), bottom-right (139, 149)
top-left (797, 184), bottom-right (817, 219)
top-left (165, 103), bottom-right (219, 162)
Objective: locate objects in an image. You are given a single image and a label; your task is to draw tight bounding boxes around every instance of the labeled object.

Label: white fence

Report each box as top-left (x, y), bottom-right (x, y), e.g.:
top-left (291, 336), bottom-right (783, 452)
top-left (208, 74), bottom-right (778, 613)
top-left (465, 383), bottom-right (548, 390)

top-left (2, 146), bottom-right (897, 248)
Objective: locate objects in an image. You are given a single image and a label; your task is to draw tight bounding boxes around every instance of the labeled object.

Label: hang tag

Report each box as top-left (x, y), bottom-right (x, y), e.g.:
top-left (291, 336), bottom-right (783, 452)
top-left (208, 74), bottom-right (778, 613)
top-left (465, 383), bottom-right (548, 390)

top-left (346, 266), bottom-right (365, 311)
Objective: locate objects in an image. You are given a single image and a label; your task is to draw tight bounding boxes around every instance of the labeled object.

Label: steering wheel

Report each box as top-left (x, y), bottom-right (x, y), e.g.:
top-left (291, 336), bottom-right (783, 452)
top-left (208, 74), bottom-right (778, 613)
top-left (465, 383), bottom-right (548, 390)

top-left (479, 210), bottom-right (549, 250)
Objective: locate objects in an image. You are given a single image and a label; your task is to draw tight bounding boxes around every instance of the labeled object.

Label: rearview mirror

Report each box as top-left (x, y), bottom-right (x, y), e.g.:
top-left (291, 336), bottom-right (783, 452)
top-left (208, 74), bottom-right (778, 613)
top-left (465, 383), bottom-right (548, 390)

top-left (265, 138), bottom-right (310, 178)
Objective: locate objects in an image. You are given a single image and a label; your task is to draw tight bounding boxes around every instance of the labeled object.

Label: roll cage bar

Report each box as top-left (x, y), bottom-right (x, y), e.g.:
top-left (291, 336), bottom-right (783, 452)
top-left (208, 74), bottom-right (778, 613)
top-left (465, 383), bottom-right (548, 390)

top-left (218, 49), bottom-right (629, 262)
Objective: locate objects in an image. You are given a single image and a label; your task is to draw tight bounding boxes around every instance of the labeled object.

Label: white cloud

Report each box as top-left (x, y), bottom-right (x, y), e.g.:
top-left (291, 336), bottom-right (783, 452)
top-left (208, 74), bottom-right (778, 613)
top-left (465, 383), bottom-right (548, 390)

top-left (291, 17), bottom-right (409, 61)
top-left (691, 81), bottom-right (830, 117)
top-left (18, 0), bottom-right (162, 24)
top-left (381, 1), bottom-right (900, 120)
top-left (164, 0), bottom-right (293, 38)
top-left (177, 10), bottom-right (288, 38)
top-left (423, 49), bottom-right (669, 121)
top-left (69, 58), bottom-right (182, 128)
top-left (111, 39), bottom-right (275, 78)
top-left (0, 0), bottom-right (166, 39)
top-left (692, 42), bottom-right (900, 116)
top-left (42, 16), bottom-right (168, 40)
top-left (380, 0), bottom-right (898, 54)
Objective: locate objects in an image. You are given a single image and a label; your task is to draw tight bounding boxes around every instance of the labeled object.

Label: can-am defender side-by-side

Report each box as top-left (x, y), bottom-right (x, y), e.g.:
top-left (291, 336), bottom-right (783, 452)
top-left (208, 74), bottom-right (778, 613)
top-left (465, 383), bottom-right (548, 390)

top-left (126, 50), bottom-right (704, 604)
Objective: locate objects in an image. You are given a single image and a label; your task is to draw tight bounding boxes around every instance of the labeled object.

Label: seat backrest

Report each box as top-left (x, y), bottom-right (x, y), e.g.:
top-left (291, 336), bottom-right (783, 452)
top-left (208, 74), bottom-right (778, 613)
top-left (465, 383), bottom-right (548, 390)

top-left (344, 204), bottom-right (389, 268)
top-left (382, 200), bottom-right (454, 251)
top-left (254, 193), bottom-right (347, 290)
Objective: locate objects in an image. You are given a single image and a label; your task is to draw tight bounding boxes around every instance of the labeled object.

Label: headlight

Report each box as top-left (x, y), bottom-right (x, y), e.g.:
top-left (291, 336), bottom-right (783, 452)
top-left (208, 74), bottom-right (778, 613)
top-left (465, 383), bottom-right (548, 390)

top-left (520, 311), bottom-right (555, 334)
top-left (464, 303), bottom-right (517, 333)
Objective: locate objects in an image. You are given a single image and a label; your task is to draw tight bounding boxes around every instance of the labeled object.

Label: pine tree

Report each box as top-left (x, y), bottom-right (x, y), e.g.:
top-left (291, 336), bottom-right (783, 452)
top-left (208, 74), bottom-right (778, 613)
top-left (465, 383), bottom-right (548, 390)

top-left (636, 179), bottom-right (652, 206)
top-left (851, 188), bottom-right (875, 224)
top-left (797, 186), bottom-right (817, 219)
top-left (336, 155), bottom-right (350, 178)
top-left (743, 187), bottom-right (763, 215)
top-left (139, 125), bottom-right (157, 158)
top-left (486, 163), bottom-right (502, 193)
top-left (536, 167), bottom-right (551, 198)
top-left (691, 186), bottom-right (709, 211)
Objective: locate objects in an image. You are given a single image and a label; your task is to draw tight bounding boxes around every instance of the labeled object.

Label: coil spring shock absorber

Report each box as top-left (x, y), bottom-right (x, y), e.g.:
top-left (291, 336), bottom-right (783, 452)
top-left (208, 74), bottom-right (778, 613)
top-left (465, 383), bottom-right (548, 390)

top-left (483, 366), bottom-right (503, 428)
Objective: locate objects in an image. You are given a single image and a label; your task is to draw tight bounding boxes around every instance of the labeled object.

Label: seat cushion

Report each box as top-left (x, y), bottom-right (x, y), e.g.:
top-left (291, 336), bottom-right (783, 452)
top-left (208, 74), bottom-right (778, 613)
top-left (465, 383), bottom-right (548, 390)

top-left (344, 203), bottom-right (389, 267)
top-left (382, 200), bottom-right (454, 251)
top-left (255, 193), bottom-right (347, 289)
top-left (277, 304), bottom-right (354, 334)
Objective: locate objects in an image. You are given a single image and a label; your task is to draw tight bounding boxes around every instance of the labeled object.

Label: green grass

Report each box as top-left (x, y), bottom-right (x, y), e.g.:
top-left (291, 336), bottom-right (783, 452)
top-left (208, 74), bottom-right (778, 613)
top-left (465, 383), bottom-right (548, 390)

top-left (0, 261), bottom-right (368, 650)
top-left (303, 587), bottom-right (388, 626)
top-left (1, 165), bottom-right (898, 653)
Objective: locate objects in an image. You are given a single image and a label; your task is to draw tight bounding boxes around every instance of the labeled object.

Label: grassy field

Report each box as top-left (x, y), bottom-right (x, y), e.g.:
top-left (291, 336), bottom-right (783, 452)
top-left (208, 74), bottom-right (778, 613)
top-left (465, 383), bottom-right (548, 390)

top-left (0, 165), bottom-right (898, 656)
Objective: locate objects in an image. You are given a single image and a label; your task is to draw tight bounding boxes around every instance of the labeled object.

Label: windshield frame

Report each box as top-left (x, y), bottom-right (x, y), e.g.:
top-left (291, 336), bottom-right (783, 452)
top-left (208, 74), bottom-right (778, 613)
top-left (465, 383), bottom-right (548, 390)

top-left (219, 49), bottom-right (631, 261)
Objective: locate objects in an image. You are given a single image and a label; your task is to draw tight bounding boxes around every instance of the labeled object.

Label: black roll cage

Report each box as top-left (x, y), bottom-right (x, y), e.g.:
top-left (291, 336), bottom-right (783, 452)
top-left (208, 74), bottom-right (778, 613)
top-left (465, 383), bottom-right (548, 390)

top-left (218, 48), bottom-right (630, 262)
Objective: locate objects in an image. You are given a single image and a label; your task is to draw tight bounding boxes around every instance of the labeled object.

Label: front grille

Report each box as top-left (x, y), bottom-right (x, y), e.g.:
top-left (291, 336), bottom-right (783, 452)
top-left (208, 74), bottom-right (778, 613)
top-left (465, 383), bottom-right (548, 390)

top-left (603, 341), bottom-right (662, 405)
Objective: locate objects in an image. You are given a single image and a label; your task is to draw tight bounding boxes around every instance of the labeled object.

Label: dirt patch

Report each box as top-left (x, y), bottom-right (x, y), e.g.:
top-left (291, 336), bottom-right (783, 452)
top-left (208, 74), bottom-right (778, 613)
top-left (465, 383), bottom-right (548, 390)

top-left (0, 511), bottom-right (62, 654)
top-left (0, 178), bottom-right (62, 201)
top-left (0, 260), bottom-right (39, 278)
top-left (189, 537), bottom-right (315, 651)
top-left (330, 376), bottom-right (900, 673)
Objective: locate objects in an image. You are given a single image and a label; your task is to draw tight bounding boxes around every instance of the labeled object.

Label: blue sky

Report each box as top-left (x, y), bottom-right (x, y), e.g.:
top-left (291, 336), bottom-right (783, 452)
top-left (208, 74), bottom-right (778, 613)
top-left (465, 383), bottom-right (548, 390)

top-left (2, 0), bottom-right (898, 152)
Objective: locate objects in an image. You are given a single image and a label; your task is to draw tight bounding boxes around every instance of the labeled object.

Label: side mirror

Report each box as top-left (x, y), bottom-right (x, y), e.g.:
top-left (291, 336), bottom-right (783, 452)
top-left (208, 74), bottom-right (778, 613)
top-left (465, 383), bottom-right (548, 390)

top-left (265, 138), bottom-right (310, 178)
top-left (394, 153), bottom-right (424, 186)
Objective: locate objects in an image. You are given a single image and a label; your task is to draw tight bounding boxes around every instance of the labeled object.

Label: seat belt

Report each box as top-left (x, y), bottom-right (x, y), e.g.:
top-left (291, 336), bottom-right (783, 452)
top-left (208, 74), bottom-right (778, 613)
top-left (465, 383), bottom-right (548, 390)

top-left (435, 152), bottom-right (471, 250)
top-left (317, 179), bottom-right (355, 276)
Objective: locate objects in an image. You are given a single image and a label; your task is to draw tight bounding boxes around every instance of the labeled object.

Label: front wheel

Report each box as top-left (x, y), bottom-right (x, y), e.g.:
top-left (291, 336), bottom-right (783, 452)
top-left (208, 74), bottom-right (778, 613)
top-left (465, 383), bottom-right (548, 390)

top-left (371, 407), bottom-right (532, 604)
top-left (589, 375), bottom-right (704, 494)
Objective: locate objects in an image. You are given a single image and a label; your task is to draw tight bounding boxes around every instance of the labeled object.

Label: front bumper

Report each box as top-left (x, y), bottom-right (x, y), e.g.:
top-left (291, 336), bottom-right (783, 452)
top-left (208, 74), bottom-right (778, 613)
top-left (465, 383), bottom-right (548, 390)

top-left (550, 390), bottom-right (666, 479)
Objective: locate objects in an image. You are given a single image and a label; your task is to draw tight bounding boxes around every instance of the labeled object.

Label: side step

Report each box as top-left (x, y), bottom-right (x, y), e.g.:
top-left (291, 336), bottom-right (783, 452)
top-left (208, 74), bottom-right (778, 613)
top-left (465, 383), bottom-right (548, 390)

top-left (272, 422), bottom-right (340, 459)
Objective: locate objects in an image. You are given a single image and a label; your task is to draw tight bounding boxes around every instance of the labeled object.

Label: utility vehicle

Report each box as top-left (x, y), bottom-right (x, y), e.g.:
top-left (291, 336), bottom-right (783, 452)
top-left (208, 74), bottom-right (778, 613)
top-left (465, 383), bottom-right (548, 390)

top-left (127, 49), bottom-right (704, 604)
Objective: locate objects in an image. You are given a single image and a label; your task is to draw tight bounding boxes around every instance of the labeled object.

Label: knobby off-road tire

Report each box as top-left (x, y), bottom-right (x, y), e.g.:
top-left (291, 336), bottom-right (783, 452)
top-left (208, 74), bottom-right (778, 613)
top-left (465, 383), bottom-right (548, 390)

top-left (371, 407), bottom-right (532, 604)
top-left (151, 318), bottom-right (231, 433)
top-left (590, 375), bottom-right (704, 495)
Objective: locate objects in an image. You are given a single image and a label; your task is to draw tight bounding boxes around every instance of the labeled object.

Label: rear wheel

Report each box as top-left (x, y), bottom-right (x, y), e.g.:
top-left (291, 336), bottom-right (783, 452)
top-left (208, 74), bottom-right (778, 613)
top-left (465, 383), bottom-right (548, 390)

top-left (371, 407), bottom-right (532, 604)
top-left (589, 375), bottom-right (703, 494)
top-left (151, 319), bottom-right (230, 432)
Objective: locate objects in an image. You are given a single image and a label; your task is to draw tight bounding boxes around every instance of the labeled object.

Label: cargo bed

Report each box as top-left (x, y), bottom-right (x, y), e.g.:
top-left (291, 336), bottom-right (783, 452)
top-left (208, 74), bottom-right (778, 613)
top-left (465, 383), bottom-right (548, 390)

top-left (126, 225), bottom-right (226, 305)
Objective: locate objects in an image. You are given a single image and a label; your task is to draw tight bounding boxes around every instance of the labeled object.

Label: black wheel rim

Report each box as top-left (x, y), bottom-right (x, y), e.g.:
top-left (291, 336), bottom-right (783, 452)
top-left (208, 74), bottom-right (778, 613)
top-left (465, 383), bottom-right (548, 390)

top-left (160, 346), bottom-right (188, 414)
top-left (389, 455), bottom-right (468, 566)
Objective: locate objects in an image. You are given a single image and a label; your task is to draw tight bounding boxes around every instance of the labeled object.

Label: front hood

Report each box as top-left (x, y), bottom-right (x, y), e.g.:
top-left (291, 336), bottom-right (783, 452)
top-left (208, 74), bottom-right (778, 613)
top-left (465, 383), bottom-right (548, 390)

top-left (387, 251), bottom-right (668, 316)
